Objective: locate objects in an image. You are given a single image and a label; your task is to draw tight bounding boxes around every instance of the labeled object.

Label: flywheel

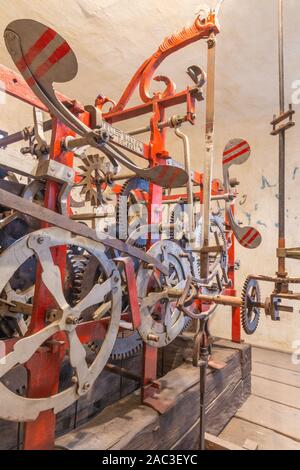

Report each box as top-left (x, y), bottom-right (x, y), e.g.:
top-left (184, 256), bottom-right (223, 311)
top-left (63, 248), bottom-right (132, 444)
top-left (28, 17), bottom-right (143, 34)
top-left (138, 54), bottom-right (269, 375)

top-left (0, 227), bottom-right (122, 422)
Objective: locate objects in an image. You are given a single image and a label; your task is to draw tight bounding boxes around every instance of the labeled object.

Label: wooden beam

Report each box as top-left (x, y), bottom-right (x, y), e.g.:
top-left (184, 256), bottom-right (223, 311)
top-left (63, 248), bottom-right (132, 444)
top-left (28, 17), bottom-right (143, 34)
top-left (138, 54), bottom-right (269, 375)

top-left (205, 433), bottom-right (246, 451)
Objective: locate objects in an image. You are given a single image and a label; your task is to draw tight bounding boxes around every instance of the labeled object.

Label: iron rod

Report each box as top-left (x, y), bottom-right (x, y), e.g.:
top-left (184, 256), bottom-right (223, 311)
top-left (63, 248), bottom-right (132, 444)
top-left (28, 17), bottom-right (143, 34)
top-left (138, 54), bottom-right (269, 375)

top-left (278, 0), bottom-right (286, 274)
top-left (127, 115), bottom-right (187, 136)
top-left (175, 127), bottom-right (194, 239)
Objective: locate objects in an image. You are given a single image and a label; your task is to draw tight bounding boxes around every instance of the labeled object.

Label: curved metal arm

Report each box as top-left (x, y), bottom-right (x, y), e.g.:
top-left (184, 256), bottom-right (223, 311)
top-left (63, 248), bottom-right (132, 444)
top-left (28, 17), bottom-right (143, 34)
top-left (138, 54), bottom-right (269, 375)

top-left (174, 126), bottom-right (194, 240)
top-left (222, 139), bottom-right (262, 249)
top-left (112, 12), bottom-right (219, 110)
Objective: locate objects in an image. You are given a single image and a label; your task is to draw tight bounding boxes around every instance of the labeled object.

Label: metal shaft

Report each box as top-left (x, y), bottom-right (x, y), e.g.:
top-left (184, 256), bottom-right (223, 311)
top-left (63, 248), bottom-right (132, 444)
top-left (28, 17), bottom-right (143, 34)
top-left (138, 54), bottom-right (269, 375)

top-left (201, 34), bottom-right (216, 279)
top-left (199, 320), bottom-right (208, 451)
top-left (278, 0), bottom-right (286, 275)
top-left (175, 127), bottom-right (194, 240)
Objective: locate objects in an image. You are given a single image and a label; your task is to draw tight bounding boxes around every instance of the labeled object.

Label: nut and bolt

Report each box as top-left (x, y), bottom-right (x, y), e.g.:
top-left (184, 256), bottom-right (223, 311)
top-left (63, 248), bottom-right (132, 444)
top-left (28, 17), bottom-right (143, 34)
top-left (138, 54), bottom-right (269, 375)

top-left (147, 334), bottom-right (159, 343)
top-left (207, 38), bottom-right (216, 48)
top-left (46, 309), bottom-right (60, 323)
top-left (66, 315), bottom-right (79, 325)
top-left (82, 382), bottom-right (90, 392)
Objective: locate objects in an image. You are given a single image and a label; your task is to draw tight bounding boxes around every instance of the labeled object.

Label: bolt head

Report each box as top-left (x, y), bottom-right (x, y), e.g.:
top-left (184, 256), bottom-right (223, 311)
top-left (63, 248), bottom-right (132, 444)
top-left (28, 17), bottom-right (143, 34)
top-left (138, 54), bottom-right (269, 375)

top-left (37, 237), bottom-right (44, 245)
top-left (66, 315), bottom-right (79, 325)
top-left (83, 382), bottom-right (90, 392)
top-left (147, 334), bottom-right (159, 343)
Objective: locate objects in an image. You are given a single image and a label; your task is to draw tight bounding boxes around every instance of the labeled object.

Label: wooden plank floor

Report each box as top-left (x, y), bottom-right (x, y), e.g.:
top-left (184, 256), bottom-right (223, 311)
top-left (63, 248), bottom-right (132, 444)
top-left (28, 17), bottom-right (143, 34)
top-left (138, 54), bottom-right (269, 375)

top-left (220, 346), bottom-right (300, 450)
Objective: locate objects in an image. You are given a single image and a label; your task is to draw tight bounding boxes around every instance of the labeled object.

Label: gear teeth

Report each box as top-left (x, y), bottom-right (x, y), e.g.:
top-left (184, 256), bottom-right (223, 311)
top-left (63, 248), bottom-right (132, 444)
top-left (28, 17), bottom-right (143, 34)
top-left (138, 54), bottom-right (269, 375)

top-left (111, 343), bottom-right (142, 362)
top-left (67, 249), bottom-right (92, 306)
top-left (241, 276), bottom-right (261, 335)
top-left (77, 154), bottom-right (108, 207)
top-left (116, 177), bottom-right (149, 248)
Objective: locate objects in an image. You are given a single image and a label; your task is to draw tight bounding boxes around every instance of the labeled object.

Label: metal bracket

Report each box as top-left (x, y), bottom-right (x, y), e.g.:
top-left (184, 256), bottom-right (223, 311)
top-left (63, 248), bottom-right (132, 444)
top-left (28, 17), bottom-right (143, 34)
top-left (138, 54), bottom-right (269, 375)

top-left (278, 247), bottom-right (300, 260)
top-left (187, 65), bottom-right (206, 101)
top-left (271, 104), bottom-right (295, 136)
top-left (142, 381), bottom-right (175, 415)
top-left (35, 160), bottom-right (75, 185)
top-left (0, 147), bottom-right (74, 187)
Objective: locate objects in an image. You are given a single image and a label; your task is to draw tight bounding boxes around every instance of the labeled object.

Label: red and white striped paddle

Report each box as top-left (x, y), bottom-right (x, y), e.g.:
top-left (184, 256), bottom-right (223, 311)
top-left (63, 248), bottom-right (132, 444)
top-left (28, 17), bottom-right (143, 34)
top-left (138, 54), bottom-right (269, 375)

top-left (223, 139), bottom-right (262, 249)
top-left (4, 20), bottom-right (188, 189)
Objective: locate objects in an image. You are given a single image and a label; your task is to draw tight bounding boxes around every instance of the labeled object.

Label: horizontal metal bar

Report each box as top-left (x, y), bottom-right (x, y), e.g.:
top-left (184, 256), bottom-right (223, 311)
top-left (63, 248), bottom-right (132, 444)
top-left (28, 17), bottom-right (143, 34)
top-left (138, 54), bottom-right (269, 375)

top-left (105, 363), bottom-right (140, 382)
top-left (271, 107), bottom-right (295, 126)
top-left (70, 213), bottom-right (112, 220)
top-left (197, 293), bottom-right (242, 308)
top-left (127, 115), bottom-right (188, 136)
top-left (271, 121), bottom-right (295, 136)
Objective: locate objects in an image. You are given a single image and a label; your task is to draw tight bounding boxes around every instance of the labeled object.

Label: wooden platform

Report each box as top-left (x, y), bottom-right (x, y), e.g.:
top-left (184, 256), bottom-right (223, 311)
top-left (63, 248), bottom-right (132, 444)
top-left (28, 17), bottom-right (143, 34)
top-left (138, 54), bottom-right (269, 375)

top-left (56, 337), bottom-right (251, 450)
top-left (0, 353), bottom-right (143, 450)
top-left (220, 347), bottom-right (300, 450)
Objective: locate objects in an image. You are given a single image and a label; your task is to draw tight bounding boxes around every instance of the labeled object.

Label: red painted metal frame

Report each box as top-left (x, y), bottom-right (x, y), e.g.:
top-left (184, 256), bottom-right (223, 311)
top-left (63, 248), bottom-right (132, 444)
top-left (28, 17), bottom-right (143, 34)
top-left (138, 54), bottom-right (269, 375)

top-left (23, 116), bottom-right (75, 450)
top-left (114, 257), bottom-right (141, 330)
top-left (225, 207), bottom-right (241, 343)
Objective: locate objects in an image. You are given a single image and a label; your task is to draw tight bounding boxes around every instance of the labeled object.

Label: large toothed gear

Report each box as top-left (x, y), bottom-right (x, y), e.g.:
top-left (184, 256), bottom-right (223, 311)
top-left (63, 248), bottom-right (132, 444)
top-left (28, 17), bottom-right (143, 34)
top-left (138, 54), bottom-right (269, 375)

top-left (136, 240), bottom-right (193, 348)
top-left (241, 276), bottom-right (261, 335)
top-left (116, 177), bottom-right (149, 247)
top-left (73, 242), bottom-right (144, 361)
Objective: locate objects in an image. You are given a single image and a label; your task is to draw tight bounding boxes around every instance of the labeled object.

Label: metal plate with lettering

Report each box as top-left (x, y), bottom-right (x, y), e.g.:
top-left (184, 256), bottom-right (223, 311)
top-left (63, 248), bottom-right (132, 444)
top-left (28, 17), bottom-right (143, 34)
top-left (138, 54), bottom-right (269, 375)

top-left (101, 121), bottom-right (145, 157)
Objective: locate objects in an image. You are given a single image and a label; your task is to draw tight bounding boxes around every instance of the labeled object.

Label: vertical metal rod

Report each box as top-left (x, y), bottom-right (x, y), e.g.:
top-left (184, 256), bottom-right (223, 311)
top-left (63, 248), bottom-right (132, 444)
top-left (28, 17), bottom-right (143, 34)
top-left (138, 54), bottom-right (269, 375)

top-left (278, 0), bottom-right (285, 114)
top-left (201, 34), bottom-right (216, 279)
top-left (199, 320), bottom-right (208, 451)
top-left (278, 0), bottom-right (286, 275)
top-left (175, 127), bottom-right (194, 239)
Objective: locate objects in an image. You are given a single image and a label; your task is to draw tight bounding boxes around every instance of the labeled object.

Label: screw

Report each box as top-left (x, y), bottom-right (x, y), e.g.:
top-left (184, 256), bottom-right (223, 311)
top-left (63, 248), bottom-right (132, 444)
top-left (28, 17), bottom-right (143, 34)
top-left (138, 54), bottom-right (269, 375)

top-left (6, 31), bottom-right (16, 41)
top-left (46, 309), bottom-right (59, 324)
top-left (66, 315), bottom-right (79, 325)
top-left (113, 275), bottom-right (119, 283)
top-left (147, 334), bottom-right (159, 343)
top-left (83, 382), bottom-right (90, 392)
top-left (37, 237), bottom-right (44, 245)
top-left (207, 38), bottom-right (216, 48)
